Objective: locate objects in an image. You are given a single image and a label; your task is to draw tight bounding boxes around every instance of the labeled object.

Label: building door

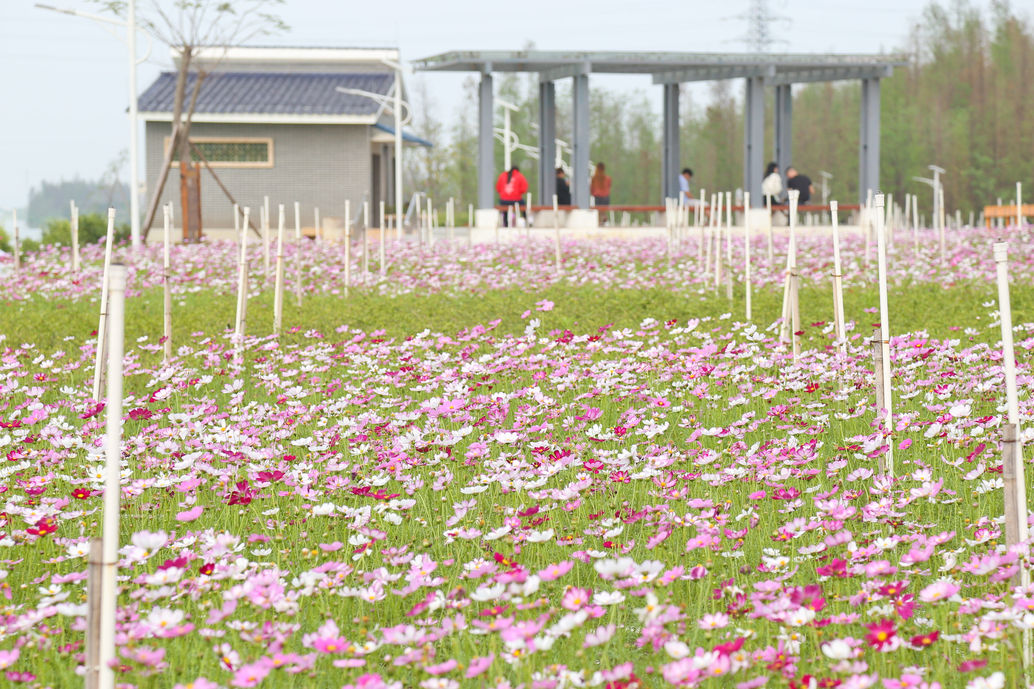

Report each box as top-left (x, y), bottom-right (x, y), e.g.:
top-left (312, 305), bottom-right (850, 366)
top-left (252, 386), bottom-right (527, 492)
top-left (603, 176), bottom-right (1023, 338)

top-left (371, 153), bottom-right (381, 216)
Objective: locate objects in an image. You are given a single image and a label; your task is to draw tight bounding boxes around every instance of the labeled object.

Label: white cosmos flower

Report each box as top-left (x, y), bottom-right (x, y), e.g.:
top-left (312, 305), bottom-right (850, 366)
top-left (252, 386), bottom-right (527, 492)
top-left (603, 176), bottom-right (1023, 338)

top-left (664, 640), bottom-right (690, 659)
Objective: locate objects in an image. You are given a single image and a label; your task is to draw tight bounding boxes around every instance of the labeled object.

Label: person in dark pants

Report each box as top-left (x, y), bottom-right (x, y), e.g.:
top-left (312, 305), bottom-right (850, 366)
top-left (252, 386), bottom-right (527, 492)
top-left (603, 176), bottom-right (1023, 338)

top-left (786, 167), bottom-right (814, 205)
top-left (555, 167), bottom-right (571, 206)
top-left (495, 165), bottom-right (529, 227)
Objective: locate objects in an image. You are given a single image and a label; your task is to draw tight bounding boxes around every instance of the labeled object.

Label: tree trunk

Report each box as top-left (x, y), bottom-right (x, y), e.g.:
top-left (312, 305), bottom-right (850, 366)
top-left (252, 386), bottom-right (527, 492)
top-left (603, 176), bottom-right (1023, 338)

top-left (140, 47), bottom-right (205, 243)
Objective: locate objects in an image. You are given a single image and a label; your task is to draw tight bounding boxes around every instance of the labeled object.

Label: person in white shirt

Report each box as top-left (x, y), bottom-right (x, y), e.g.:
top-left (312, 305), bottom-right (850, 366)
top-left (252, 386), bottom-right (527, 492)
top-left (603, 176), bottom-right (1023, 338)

top-left (762, 161), bottom-right (783, 208)
top-left (677, 168), bottom-right (701, 206)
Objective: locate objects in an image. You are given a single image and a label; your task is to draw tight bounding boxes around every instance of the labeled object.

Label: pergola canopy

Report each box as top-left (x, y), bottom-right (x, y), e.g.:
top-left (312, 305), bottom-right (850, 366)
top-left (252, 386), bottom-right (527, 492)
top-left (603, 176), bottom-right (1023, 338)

top-left (414, 50), bottom-right (905, 209)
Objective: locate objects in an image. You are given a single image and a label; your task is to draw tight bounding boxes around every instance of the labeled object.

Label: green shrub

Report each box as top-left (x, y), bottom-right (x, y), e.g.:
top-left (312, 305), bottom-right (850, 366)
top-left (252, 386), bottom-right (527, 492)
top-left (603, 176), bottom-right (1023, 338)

top-left (42, 213), bottom-right (130, 246)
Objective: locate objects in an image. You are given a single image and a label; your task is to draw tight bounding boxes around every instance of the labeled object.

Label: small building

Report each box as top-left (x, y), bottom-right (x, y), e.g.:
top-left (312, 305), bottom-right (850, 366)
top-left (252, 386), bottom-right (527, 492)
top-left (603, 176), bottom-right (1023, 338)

top-left (138, 46), bottom-right (429, 237)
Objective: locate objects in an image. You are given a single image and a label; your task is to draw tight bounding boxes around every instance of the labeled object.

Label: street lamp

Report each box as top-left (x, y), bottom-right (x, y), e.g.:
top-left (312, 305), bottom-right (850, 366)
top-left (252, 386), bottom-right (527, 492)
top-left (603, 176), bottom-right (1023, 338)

top-left (336, 65), bottom-right (411, 226)
top-left (36, 2), bottom-right (149, 251)
top-left (495, 98), bottom-right (520, 171)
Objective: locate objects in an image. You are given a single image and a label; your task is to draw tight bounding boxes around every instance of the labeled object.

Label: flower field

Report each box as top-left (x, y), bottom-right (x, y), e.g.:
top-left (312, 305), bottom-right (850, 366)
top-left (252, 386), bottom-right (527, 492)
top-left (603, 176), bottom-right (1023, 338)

top-left (1, 228), bottom-right (1032, 689)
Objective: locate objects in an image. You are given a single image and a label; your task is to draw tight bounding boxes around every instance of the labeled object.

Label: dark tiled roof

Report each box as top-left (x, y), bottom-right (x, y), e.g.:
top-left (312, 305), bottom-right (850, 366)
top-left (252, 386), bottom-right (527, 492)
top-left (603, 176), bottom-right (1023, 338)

top-left (138, 71), bottom-right (394, 116)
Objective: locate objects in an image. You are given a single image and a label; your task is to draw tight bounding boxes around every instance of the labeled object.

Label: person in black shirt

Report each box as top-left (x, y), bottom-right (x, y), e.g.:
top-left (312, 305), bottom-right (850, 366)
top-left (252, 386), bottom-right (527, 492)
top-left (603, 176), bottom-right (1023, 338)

top-left (785, 167), bottom-right (814, 204)
top-left (555, 167), bottom-right (572, 206)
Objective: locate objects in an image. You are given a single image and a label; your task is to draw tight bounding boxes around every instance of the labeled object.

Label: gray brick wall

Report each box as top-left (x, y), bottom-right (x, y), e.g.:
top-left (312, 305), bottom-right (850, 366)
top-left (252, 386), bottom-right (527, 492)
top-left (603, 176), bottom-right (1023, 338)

top-left (144, 121), bottom-right (371, 232)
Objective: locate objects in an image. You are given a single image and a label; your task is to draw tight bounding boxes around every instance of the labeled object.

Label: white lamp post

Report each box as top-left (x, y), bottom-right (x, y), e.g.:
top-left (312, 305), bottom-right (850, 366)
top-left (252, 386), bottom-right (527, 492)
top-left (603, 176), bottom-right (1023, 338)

top-left (35, 2), bottom-right (149, 251)
top-left (336, 60), bottom-right (411, 228)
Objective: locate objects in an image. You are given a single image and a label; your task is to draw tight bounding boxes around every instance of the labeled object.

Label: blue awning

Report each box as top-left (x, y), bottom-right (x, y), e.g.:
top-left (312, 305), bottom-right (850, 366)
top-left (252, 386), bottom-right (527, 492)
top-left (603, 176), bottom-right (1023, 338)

top-left (373, 123), bottom-right (433, 148)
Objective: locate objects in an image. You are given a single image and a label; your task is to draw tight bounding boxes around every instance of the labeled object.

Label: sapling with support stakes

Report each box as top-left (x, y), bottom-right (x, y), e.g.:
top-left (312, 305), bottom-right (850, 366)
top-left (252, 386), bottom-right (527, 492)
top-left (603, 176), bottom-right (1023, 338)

top-left (95, 262), bottom-right (126, 689)
top-left (273, 204), bottom-right (286, 336)
top-left (830, 201), bottom-right (847, 357)
top-left (162, 204), bottom-right (173, 364)
top-left (92, 208), bottom-right (117, 402)
top-left (874, 193), bottom-right (894, 475)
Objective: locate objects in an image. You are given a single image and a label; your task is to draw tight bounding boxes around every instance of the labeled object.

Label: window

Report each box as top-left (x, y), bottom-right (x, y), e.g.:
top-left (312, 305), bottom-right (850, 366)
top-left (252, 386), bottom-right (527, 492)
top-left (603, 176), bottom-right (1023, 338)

top-left (163, 136), bottom-right (274, 168)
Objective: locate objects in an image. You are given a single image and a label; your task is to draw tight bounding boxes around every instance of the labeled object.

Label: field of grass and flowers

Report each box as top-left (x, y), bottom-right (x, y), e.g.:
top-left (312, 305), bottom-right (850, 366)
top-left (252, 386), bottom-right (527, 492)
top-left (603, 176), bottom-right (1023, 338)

top-left (0, 229), bottom-right (1032, 689)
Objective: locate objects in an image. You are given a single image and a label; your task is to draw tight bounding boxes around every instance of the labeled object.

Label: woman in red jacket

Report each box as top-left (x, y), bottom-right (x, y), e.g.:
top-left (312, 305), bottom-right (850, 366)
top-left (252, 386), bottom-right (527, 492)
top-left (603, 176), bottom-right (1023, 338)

top-left (496, 165), bottom-right (529, 227)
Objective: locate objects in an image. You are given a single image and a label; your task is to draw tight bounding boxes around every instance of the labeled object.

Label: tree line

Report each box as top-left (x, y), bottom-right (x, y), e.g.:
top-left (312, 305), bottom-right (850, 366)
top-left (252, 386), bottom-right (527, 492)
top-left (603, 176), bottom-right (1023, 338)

top-left (408, 0), bottom-right (1032, 215)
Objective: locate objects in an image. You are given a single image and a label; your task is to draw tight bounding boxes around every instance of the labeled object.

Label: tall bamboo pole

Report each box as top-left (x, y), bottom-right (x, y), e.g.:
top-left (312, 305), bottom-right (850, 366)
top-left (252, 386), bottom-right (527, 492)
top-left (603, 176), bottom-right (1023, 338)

top-left (831, 200), bottom-right (847, 357)
top-left (91, 209), bottom-right (117, 401)
top-left (70, 202), bottom-right (80, 274)
top-left (744, 192), bottom-right (752, 321)
top-left (874, 193), bottom-right (894, 475)
top-left (162, 204), bottom-right (172, 363)
top-left (273, 205), bottom-right (286, 336)
top-left (294, 201), bottom-right (303, 306)
top-left (97, 263), bottom-right (126, 689)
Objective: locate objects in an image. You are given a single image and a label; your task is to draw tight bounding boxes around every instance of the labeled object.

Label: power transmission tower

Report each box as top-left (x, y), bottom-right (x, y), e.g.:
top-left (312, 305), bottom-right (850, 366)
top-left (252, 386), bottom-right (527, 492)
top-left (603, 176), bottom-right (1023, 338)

top-left (731, 0), bottom-right (791, 53)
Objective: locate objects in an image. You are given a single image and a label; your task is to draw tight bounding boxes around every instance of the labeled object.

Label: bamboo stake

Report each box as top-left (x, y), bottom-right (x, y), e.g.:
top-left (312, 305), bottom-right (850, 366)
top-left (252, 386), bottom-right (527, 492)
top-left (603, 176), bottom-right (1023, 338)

top-left (234, 207), bottom-right (250, 362)
top-left (744, 191), bottom-right (752, 321)
top-left (294, 201), bottom-right (303, 307)
top-left (162, 204), bottom-right (172, 364)
top-left (12, 209), bottom-right (20, 273)
top-left (344, 200), bottom-right (351, 296)
top-left (97, 262), bottom-right (126, 689)
top-left (273, 205), bottom-right (286, 336)
top-left (994, 241), bottom-right (1029, 546)
top-left (788, 190), bottom-right (801, 360)
top-left (553, 194), bottom-right (561, 273)
top-left (871, 327), bottom-right (887, 474)
top-left (91, 209), bottom-right (117, 401)
top-left (1017, 182), bottom-right (1023, 230)
top-left (938, 187), bottom-right (946, 263)
top-left (363, 201), bottom-right (370, 276)
top-left (85, 538), bottom-right (102, 689)
top-left (874, 193), bottom-right (894, 475)
top-left (379, 200), bottom-right (386, 280)
top-left (725, 191), bottom-right (733, 300)
top-left (262, 196), bottom-right (270, 273)
top-left (713, 191), bottom-right (723, 292)
top-left (912, 193), bottom-right (919, 258)
top-left (315, 207), bottom-right (321, 242)
top-left (71, 201), bottom-right (80, 274)
top-left (831, 200), bottom-right (846, 357)
top-left (448, 197), bottom-right (456, 245)
top-left (468, 203), bottom-right (474, 249)
top-left (765, 193), bottom-right (774, 266)
top-left (697, 189), bottom-right (707, 265)
top-left (427, 198), bottom-right (435, 249)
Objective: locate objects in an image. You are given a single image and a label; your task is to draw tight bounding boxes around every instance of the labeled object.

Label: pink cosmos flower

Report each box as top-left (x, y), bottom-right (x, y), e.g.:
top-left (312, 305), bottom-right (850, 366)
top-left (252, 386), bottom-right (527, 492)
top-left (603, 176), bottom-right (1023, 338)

top-left (175, 505), bottom-right (203, 522)
top-left (538, 560), bottom-right (574, 581)
top-left (919, 581), bottom-right (959, 603)
top-left (465, 653), bottom-right (494, 678)
top-left (561, 587), bottom-right (592, 611)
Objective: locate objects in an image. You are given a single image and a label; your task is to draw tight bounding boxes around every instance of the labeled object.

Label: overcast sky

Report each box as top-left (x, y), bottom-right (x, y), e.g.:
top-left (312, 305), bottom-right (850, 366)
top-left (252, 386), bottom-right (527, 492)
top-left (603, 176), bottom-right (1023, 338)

top-left (0, 0), bottom-right (997, 211)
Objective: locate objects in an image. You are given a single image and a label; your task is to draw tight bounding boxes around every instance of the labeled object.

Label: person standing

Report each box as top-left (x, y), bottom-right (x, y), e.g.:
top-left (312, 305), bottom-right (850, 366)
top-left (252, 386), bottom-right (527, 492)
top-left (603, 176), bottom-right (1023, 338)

top-left (786, 167), bottom-right (814, 204)
top-left (496, 165), bottom-right (529, 227)
top-left (678, 167), bottom-right (698, 205)
top-left (555, 167), bottom-right (571, 206)
top-left (761, 162), bottom-right (783, 208)
top-left (590, 162), bottom-right (612, 209)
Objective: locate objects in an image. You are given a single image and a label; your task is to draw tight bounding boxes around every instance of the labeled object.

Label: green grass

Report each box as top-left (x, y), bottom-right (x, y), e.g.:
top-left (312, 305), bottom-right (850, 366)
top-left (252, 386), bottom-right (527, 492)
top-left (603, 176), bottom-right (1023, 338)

top-left (2, 279), bottom-right (1027, 352)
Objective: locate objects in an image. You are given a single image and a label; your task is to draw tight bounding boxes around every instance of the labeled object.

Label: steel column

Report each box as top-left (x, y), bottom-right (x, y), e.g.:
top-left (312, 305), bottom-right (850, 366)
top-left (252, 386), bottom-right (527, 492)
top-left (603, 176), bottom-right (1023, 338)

top-left (478, 70), bottom-right (494, 209)
top-left (538, 80), bottom-right (556, 205)
top-left (774, 84), bottom-right (792, 179)
top-left (859, 77), bottom-right (880, 203)
top-left (662, 82), bottom-right (680, 201)
top-left (572, 72), bottom-right (590, 208)
top-left (743, 76), bottom-right (765, 208)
